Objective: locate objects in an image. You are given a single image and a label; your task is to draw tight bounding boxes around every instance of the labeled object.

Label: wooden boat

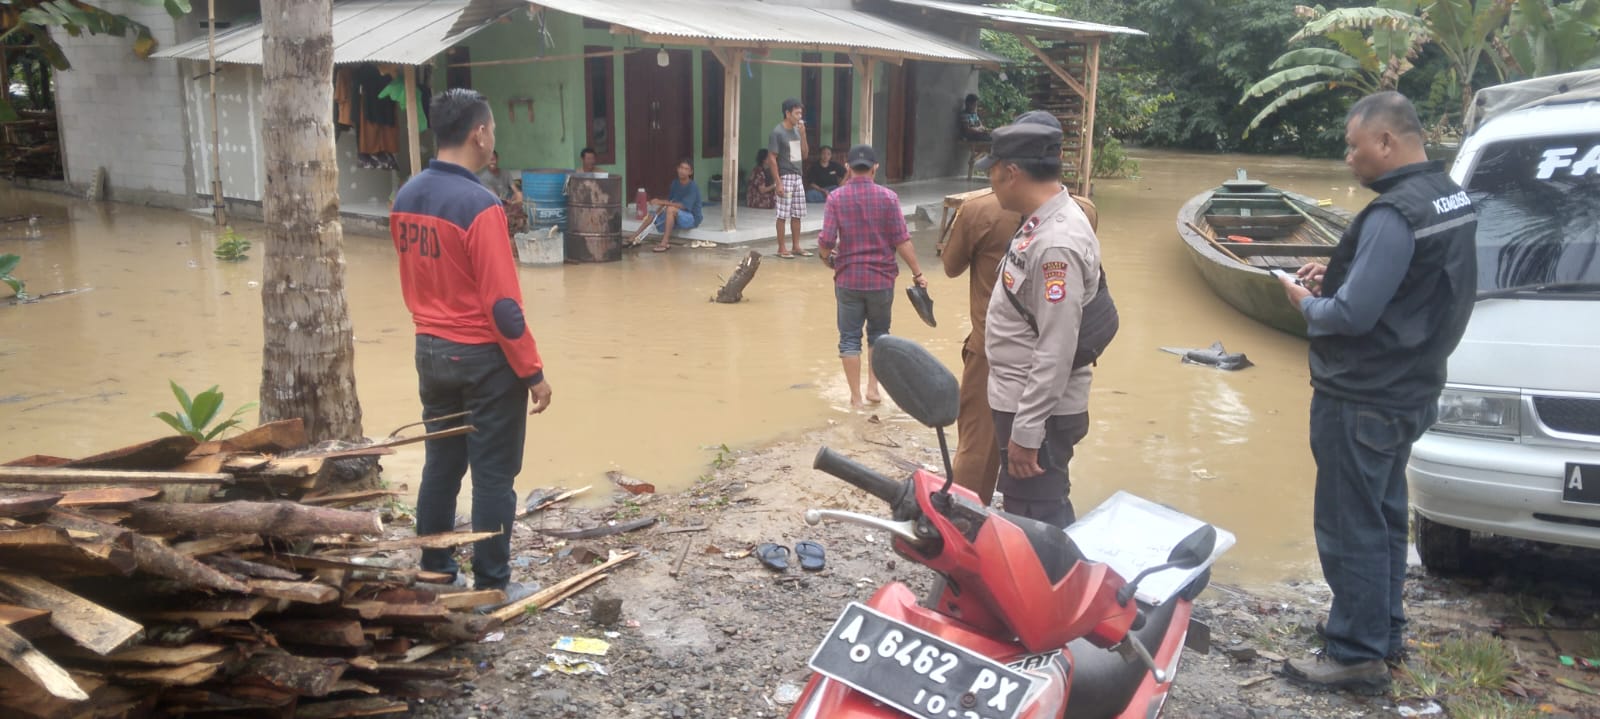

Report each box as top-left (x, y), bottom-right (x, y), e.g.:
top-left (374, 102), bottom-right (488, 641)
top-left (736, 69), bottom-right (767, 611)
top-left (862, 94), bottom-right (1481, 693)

top-left (1177, 171), bottom-right (1354, 337)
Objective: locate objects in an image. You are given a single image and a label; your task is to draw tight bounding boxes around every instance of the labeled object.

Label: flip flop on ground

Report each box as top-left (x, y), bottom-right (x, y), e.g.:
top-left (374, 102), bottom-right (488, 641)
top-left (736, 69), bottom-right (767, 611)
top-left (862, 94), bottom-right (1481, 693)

top-left (795, 540), bottom-right (826, 571)
top-left (777, 253), bottom-right (795, 259)
top-left (755, 543), bottom-right (789, 572)
top-left (652, 244), bottom-right (671, 252)
top-left (796, 249), bottom-right (814, 257)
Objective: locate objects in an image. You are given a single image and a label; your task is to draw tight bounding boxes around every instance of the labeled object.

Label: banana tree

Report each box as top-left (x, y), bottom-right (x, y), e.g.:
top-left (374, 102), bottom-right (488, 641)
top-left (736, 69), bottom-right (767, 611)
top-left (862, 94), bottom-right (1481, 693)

top-left (1415, 0), bottom-right (1515, 118)
top-left (1493, 0), bottom-right (1600, 80)
top-left (0, 0), bottom-right (190, 119)
top-left (1241, 3), bottom-right (1427, 137)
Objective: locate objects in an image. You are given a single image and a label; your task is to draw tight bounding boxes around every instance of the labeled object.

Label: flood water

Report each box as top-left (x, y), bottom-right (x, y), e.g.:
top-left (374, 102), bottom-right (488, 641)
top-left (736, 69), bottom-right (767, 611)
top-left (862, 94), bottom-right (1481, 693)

top-left (0, 150), bottom-right (1371, 585)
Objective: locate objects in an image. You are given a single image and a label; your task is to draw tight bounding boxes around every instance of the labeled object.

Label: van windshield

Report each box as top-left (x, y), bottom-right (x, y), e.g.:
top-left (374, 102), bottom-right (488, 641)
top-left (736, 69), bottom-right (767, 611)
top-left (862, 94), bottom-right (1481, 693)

top-left (1464, 132), bottom-right (1600, 295)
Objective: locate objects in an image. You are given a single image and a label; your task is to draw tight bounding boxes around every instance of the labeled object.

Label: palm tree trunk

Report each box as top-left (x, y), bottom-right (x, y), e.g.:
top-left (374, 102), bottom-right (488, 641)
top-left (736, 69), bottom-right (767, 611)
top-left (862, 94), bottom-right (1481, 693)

top-left (257, 0), bottom-right (363, 442)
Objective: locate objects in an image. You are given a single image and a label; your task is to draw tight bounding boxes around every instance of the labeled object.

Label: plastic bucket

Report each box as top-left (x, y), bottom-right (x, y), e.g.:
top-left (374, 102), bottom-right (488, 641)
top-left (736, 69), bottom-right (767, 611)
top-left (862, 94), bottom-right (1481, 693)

top-left (522, 169), bottom-right (571, 230)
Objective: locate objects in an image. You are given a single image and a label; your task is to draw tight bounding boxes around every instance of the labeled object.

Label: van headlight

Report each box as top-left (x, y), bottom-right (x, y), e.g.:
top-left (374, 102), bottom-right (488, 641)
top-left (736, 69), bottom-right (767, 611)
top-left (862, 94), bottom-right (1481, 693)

top-left (1433, 389), bottom-right (1520, 439)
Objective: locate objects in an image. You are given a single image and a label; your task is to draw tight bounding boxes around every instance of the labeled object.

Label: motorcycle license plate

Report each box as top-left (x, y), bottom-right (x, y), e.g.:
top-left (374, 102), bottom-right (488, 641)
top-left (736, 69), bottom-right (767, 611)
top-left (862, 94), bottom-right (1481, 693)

top-left (1563, 463), bottom-right (1600, 505)
top-left (808, 602), bottom-right (1033, 719)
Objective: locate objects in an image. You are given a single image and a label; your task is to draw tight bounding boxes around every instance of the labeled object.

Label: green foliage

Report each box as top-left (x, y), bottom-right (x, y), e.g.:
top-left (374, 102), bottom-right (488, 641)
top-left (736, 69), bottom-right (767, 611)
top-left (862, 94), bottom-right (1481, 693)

top-left (214, 227), bottom-right (252, 262)
top-left (0, 0), bottom-right (191, 120)
top-left (152, 380), bottom-right (256, 441)
top-left (1495, 0), bottom-right (1600, 79)
top-left (1092, 137), bottom-right (1138, 178)
top-left (0, 253), bottom-right (25, 299)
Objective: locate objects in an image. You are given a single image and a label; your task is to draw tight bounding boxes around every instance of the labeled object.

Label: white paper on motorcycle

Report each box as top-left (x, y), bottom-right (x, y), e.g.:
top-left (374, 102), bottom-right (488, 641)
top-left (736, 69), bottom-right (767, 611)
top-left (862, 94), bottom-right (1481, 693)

top-left (1065, 491), bottom-right (1236, 605)
top-left (808, 602), bottom-right (1035, 719)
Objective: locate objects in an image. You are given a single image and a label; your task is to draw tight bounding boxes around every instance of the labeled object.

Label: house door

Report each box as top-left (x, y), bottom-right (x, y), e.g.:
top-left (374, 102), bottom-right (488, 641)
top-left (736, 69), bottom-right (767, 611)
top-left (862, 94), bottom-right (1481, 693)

top-left (801, 52), bottom-right (824, 152)
top-left (624, 49), bottom-right (693, 199)
top-left (885, 62), bottom-right (917, 181)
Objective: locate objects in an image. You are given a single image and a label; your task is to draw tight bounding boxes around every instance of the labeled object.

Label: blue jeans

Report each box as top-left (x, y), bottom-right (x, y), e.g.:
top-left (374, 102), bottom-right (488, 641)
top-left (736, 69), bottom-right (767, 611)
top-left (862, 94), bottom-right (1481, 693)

top-left (835, 287), bottom-right (893, 356)
top-left (1310, 392), bottom-right (1436, 663)
top-left (807, 189), bottom-right (829, 203)
top-left (414, 335), bottom-right (527, 590)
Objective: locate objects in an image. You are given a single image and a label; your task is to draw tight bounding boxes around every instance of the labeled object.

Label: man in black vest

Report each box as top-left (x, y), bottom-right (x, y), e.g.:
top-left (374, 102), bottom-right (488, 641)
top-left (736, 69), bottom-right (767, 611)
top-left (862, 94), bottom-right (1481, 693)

top-left (1277, 92), bottom-right (1477, 692)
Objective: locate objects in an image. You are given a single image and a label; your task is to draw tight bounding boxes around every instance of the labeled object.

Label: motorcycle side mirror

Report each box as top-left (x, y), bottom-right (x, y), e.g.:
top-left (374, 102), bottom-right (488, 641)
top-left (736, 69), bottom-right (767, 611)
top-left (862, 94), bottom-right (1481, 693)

top-left (1167, 525), bottom-right (1217, 570)
top-left (870, 335), bottom-right (959, 429)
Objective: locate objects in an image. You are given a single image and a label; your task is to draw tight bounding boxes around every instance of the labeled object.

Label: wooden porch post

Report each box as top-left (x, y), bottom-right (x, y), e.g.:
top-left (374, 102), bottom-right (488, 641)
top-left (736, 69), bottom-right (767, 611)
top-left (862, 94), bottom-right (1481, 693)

top-left (717, 49), bottom-right (744, 232)
top-left (1080, 38), bottom-right (1101, 196)
top-left (403, 65), bottom-right (422, 177)
top-left (852, 55), bottom-right (877, 147)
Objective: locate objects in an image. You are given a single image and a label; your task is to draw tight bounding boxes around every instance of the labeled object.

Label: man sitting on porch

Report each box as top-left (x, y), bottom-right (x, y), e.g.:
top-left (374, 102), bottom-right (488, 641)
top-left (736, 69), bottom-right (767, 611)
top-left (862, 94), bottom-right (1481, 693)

top-left (960, 94), bottom-right (992, 141)
top-left (628, 158), bottom-right (702, 253)
top-left (806, 145), bottom-right (847, 203)
top-left (478, 151), bottom-right (526, 234)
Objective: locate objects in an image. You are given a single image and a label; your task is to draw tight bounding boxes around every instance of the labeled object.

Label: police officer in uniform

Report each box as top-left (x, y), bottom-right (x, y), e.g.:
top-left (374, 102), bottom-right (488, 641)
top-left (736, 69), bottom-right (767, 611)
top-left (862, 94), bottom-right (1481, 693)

top-left (973, 111), bottom-right (1107, 529)
top-left (1277, 91), bottom-right (1476, 692)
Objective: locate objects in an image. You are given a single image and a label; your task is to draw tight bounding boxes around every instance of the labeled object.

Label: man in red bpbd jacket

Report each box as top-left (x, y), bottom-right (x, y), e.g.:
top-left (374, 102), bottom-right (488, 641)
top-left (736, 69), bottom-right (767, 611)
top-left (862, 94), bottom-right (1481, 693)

top-left (390, 89), bottom-right (552, 604)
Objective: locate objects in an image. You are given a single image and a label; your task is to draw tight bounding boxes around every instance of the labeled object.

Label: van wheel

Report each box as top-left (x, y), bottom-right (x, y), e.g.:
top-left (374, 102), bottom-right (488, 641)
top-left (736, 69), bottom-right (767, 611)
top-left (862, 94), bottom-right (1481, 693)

top-left (1415, 511), bottom-right (1471, 575)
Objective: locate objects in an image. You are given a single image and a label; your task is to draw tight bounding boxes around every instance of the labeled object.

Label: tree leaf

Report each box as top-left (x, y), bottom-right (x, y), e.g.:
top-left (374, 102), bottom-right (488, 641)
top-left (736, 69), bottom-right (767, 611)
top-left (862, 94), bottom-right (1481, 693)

top-left (152, 411), bottom-right (196, 439)
top-left (202, 419), bottom-right (241, 441)
top-left (0, 253), bottom-right (19, 276)
top-left (188, 387), bottom-right (224, 429)
top-left (169, 380), bottom-right (193, 415)
top-left (1268, 48), bottom-right (1362, 73)
top-left (1241, 65), bottom-right (1355, 101)
top-left (1244, 81), bottom-right (1348, 138)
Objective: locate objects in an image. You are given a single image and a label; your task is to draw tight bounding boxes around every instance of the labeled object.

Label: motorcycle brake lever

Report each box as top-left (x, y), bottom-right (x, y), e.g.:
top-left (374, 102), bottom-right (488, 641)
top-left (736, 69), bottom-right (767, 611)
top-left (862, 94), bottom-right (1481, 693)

top-left (804, 509), bottom-right (921, 545)
top-left (1115, 636), bottom-right (1167, 684)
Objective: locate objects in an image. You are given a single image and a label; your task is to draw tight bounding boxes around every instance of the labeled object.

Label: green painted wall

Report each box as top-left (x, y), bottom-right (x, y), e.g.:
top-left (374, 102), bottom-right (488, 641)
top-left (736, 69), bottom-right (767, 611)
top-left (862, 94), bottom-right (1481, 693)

top-left (455, 11), bottom-right (881, 201)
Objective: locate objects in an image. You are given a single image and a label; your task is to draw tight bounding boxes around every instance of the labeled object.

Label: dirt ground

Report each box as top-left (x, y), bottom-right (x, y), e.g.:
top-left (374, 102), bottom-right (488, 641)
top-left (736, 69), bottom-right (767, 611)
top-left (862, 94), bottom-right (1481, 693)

top-left (398, 414), bottom-right (1600, 719)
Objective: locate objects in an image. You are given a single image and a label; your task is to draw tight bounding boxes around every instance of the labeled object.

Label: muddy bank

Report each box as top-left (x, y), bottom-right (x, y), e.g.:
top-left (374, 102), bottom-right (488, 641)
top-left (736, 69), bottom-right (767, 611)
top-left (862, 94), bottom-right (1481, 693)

top-left (391, 414), bottom-right (1599, 719)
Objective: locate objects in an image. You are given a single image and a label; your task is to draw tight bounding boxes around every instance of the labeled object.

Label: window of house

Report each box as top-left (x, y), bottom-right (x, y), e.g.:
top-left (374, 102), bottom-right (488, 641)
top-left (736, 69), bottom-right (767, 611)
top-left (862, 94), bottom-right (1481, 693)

top-left (833, 53), bottom-right (852, 149)
top-left (445, 46), bottom-right (471, 90)
top-left (584, 46), bottom-right (616, 164)
top-left (702, 51), bottom-right (725, 158)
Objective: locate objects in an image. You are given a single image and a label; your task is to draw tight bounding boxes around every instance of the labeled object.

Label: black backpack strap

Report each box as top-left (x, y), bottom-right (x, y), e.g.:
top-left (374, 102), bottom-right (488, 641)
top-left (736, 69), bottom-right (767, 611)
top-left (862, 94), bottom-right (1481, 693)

top-left (1002, 278), bottom-right (1040, 335)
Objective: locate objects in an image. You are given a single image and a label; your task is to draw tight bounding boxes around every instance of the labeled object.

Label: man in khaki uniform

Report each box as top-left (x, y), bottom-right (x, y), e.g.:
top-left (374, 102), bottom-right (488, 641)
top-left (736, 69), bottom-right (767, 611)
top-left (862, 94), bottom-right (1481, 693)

top-left (940, 189), bottom-right (1098, 507)
top-left (973, 111), bottom-right (1105, 528)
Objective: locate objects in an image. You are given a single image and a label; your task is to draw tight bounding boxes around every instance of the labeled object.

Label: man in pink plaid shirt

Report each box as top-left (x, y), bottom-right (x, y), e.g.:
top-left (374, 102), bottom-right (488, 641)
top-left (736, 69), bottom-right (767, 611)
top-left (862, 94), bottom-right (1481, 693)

top-left (817, 144), bottom-right (929, 408)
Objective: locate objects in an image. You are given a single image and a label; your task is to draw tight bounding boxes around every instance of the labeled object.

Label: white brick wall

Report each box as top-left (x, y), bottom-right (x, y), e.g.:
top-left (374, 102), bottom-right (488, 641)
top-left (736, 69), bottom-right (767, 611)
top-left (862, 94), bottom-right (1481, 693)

top-left (52, 0), bottom-right (196, 200)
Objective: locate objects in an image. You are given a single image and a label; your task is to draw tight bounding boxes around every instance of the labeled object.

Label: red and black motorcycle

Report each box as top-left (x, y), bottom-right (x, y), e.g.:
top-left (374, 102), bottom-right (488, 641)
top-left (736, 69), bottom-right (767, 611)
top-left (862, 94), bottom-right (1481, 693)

top-left (789, 336), bottom-right (1224, 719)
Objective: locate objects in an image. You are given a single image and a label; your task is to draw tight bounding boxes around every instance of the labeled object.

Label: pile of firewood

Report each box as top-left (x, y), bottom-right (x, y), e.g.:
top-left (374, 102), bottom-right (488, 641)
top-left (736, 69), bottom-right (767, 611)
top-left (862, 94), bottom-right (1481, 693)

top-left (0, 419), bottom-right (611, 718)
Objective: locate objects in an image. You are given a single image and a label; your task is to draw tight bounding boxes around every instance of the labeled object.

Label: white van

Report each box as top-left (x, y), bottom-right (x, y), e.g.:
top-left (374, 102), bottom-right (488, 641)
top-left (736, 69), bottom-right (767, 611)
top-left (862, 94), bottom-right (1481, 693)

top-left (1407, 70), bottom-right (1600, 572)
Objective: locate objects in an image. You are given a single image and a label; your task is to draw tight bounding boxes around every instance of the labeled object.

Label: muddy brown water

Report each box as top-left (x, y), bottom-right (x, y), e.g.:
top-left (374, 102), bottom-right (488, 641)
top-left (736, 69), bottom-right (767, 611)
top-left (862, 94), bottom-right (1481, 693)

top-left (0, 150), bottom-right (1371, 585)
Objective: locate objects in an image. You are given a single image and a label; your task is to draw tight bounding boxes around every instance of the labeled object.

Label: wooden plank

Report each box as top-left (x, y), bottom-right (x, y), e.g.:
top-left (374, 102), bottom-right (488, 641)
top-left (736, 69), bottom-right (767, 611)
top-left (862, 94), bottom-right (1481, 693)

top-left (138, 596), bottom-right (273, 629)
top-left (50, 642), bottom-right (226, 666)
top-left (62, 435), bottom-right (197, 471)
top-left (238, 652), bottom-right (347, 697)
top-left (295, 696), bottom-right (409, 718)
top-left (853, 54), bottom-right (876, 147)
top-left (54, 487), bottom-right (160, 507)
top-left (492, 550), bottom-right (638, 623)
top-left (318, 531), bottom-right (497, 554)
top-left (0, 571), bottom-right (142, 655)
top-left (189, 418), bottom-right (307, 457)
top-left (45, 510), bottom-right (248, 593)
top-left (245, 553), bottom-right (416, 583)
top-left (1080, 37), bottom-right (1100, 196)
top-left (719, 48), bottom-right (743, 232)
top-left (264, 619), bottom-right (366, 649)
top-left (0, 667), bottom-right (110, 719)
top-left (0, 467), bottom-right (230, 486)
top-left (248, 579), bottom-right (340, 605)
top-left (200, 553), bottom-right (303, 581)
top-left (1217, 242), bottom-right (1337, 257)
top-left (118, 661), bottom-right (221, 686)
top-left (1017, 36), bottom-right (1088, 100)
top-left (342, 601), bottom-right (449, 624)
top-left (343, 659), bottom-right (465, 680)
top-left (436, 590), bottom-right (505, 611)
top-left (0, 605), bottom-right (51, 640)
top-left (0, 623), bottom-right (87, 700)
top-left (300, 490), bottom-right (400, 508)
top-left (404, 65), bottom-right (421, 178)
top-left (0, 492), bottom-right (60, 518)
top-left (0, 525), bottom-right (136, 577)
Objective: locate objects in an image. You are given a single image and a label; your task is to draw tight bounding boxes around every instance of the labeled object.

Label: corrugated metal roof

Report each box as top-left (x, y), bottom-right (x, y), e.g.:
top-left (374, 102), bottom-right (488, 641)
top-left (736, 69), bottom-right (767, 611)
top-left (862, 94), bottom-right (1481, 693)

top-left (152, 0), bottom-right (520, 65)
top-left (881, 0), bottom-right (1146, 37)
top-left (527, 0), bottom-right (1003, 64)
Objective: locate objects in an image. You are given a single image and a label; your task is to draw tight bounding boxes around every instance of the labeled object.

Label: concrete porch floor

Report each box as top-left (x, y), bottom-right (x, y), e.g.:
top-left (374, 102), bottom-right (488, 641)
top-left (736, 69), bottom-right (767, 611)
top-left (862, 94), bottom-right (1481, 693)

top-left (674, 176), bottom-right (988, 247)
top-left (335, 177), bottom-right (988, 245)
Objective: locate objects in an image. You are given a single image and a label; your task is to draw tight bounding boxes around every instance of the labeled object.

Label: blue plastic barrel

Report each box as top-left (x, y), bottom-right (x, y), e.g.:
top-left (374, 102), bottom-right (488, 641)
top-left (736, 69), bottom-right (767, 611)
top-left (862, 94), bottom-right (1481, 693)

top-left (522, 169), bottom-right (571, 231)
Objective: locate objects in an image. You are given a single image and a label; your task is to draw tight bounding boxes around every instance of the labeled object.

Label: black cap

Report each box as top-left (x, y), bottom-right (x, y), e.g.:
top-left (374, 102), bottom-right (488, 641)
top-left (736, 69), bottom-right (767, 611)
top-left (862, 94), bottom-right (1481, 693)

top-left (973, 111), bottom-right (1063, 172)
top-left (847, 144), bottom-right (878, 169)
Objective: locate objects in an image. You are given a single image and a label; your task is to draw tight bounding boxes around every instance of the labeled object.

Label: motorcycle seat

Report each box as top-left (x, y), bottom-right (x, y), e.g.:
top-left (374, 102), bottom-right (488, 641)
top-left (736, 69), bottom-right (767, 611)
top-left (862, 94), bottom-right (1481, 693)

top-left (994, 509), bottom-right (1086, 584)
top-left (1062, 597), bottom-right (1180, 719)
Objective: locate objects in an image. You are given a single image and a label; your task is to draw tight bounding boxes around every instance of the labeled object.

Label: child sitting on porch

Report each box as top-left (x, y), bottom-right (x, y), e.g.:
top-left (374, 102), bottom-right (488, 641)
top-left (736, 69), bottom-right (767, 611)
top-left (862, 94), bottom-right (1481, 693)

top-left (747, 149), bottom-right (777, 210)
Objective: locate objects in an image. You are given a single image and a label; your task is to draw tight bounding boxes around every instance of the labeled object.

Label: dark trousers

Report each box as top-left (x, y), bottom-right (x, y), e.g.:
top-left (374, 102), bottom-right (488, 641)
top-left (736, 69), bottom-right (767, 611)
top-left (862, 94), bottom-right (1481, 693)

top-left (992, 410), bottom-right (1090, 529)
top-left (1310, 392), bottom-right (1435, 664)
top-left (414, 335), bottom-right (527, 590)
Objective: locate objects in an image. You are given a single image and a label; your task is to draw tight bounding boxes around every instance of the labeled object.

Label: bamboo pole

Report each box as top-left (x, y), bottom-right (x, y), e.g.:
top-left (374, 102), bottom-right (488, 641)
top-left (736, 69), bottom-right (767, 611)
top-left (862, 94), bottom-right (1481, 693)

top-left (1080, 38), bottom-right (1100, 196)
top-left (718, 49), bottom-right (743, 232)
top-left (449, 49), bottom-right (635, 69)
top-left (404, 65), bottom-right (422, 177)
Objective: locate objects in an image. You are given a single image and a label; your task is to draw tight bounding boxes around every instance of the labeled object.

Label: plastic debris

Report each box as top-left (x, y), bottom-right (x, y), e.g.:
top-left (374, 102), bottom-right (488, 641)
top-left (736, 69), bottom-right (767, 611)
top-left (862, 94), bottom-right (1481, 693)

top-left (1397, 701), bottom-right (1443, 717)
top-left (552, 636), bottom-right (610, 656)
top-left (603, 631), bottom-right (621, 639)
top-left (479, 631), bottom-right (505, 643)
top-left (532, 653), bottom-right (609, 678)
top-left (773, 682), bottom-right (802, 705)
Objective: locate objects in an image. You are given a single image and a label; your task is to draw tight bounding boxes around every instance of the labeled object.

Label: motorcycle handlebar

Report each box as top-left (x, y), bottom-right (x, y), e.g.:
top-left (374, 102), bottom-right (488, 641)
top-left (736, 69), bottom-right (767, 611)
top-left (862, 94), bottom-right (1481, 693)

top-left (813, 448), bottom-right (903, 505)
